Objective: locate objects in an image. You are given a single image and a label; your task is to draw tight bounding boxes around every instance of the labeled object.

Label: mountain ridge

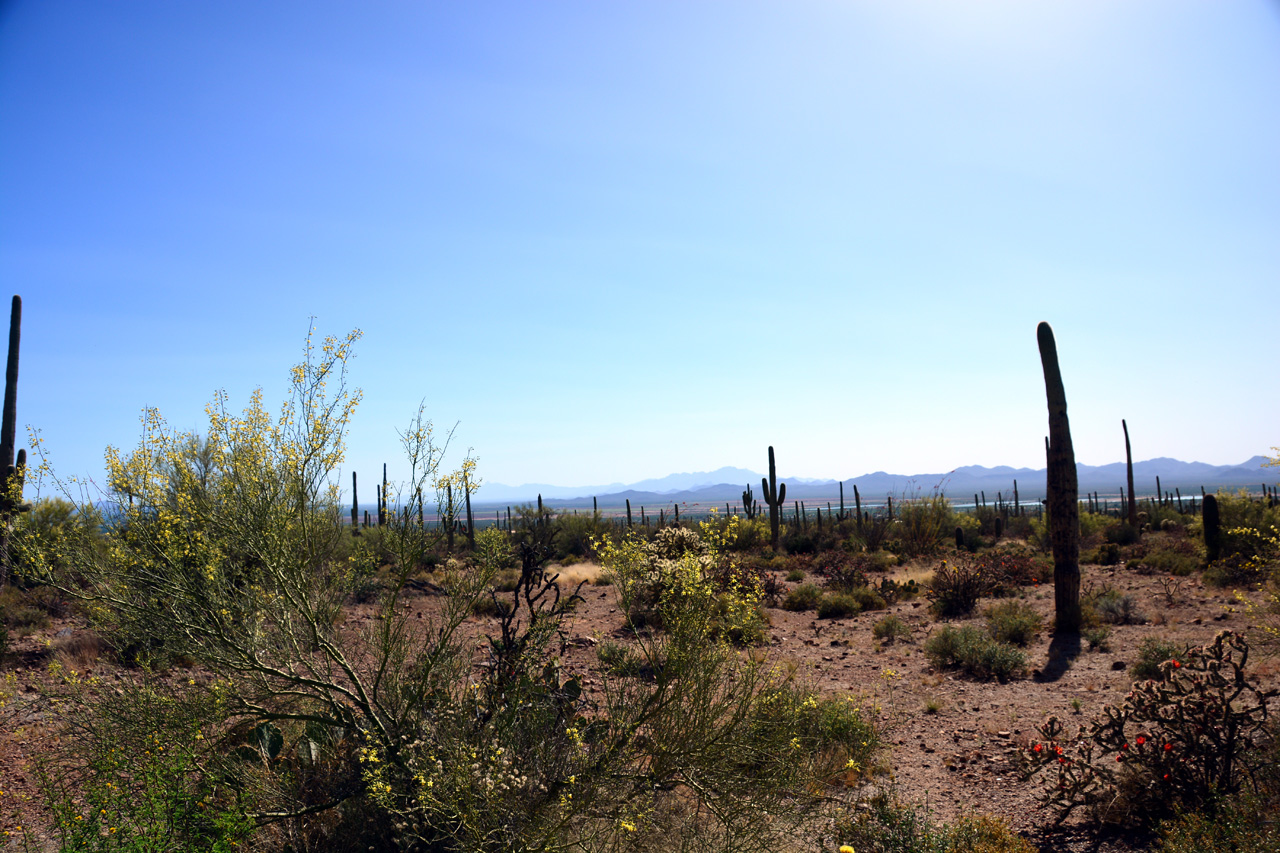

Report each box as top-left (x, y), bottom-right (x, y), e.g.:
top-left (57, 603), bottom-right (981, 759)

top-left (475, 456), bottom-right (1275, 507)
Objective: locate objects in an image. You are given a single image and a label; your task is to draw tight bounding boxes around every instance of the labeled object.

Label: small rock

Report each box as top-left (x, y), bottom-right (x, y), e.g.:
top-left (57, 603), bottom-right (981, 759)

top-left (1111, 661), bottom-right (1127, 671)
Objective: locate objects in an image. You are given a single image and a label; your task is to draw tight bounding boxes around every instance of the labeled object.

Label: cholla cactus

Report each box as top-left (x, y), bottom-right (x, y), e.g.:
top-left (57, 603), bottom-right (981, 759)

top-left (1024, 630), bottom-right (1277, 828)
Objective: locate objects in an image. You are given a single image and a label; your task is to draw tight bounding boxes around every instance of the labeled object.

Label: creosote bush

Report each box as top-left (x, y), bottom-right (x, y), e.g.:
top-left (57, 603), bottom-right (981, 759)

top-left (783, 582), bottom-right (823, 612)
top-left (872, 614), bottom-right (912, 644)
top-left (982, 600), bottom-right (1043, 646)
top-left (923, 625), bottom-right (1026, 682)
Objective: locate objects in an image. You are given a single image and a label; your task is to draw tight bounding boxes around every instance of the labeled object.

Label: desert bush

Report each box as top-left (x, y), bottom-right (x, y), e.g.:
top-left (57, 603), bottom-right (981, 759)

top-left (1085, 586), bottom-right (1145, 625)
top-left (983, 601), bottom-right (1043, 646)
top-left (827, 792), bottom-right (1034, 853)
top-left (471, 524), bottom-right (516, 572)
top-left (1024, 631), bottom-right (1278, 829)
top-left (1104, 521), bottom-right (1141, 546)
top-left (848, 511), bottom-right (893, 553)
top-left (1133, 534), bottom-right (1200, 576)
top-left (892, 493), bottom-right (955, 557)
top-left (783, 583), bottom-right (823, 612)
top-left (1083, 625), bottom-right (1112, 652)
top-left (31, 681), bottom-right (257, 853)
top-left (924, 625), bottom-right (1026, 682)
top-left (1157, 791), bottom-right (1280, 853)
top-left (786, 568), bottom-right (805, 582)
top-left (743, 687), bottom-right (880, 782)
top-left (816, 593), bottom-right (860, 619)
top-left (1129, 636), bottom-right (1188, 681)
top-left (0, 584), bottom-right (52, 636)
top-left (872, 614), bottom-right (912, 644)
top-left (1084, 542), bottom-right (1121, 565)
top-left (816, 554), bottom-right (869, 593)
top-left (552, 509), bottom-right (611, 561)
top-left (926, 558), bottom-right (996, 618)
top-left (847, 585), bottom-right (888, 612)
top-left (783, 529), bottom-right (819, 554)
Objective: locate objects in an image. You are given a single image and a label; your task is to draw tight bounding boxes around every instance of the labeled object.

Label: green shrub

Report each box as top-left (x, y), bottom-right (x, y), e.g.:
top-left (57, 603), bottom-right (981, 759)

top-left (816, 593), bottom-right (860, 619)
top-left (1105, 522), bottom-right (1141, 546)
top-left (786, 568), bottom-right (805, 582)
top-left (848, 585), bottom-right (887, 611)
top-left (1158, 793), bottom-right (1280, 853)
top-left (892, 493), bottom-right (955, 557)
top-left (1130, 636), bottom-right (1187, 681)
top-left (744, 687), bottom-right (880, 784)
top-left (1083, 625), bottom-right (1112, 652)
top-left (827, 793), bottom-right (1035, 853)
top-left (472, 525), bottom-right (516, 572)
top-left (782, 583), bottom-right (823, 612)
top-left (872, 614), bottom-right (912, 644)
top-left (924, 625), bottom-right (1026, 682)
top-left (983, 600), bottom-right (1043, 646)
top-left (1026, 631), bottom-right (1278, 829)
top-left (1085, 542), bottom-right (1121, 565)
top-left (1087, 588), bottom-right (1145, 625)
top-left (32, 681), bottom-right (256, 853)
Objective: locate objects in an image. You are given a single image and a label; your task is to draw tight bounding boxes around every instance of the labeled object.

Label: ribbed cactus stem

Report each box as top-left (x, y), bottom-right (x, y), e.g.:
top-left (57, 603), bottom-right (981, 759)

top-left (1038, 321), bottom-right (1081, 632)
top-left (1123, 419), bottom-right (1137, 528)
top-left (761, 446), bottom-right (786, 550)
top-left (351, 472), bottom-right (360, 537)
top-left (0, 296), bottom-right (22, 587)
top-left (1203, 494), bottom-right (1221, 564)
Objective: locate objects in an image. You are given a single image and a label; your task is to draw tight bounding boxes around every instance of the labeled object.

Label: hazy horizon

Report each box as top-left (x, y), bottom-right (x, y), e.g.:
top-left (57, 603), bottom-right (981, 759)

top-left (3, 2), bottom-right (1277, 497)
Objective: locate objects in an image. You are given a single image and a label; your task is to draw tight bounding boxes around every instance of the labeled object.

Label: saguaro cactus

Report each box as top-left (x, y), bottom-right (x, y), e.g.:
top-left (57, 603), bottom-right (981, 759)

top-left (1202, 493), bottom-right (1221, 564)
top-left (742, 484), bottom-right (756, 519)
top-left (761, 446), bottom-right (786, 550)
top-left (1, 296), bottom-right (29, 586)
top-left (1123, 419), bottom-right (1137, 528)
top-left (351, 472), bottom-right (361, 537)
top-left (1037, 322), bottom-right (1081, 632)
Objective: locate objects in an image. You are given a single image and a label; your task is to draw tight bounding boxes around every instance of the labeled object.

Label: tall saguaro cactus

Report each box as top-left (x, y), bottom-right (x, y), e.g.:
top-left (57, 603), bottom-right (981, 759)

top-left (1, 296), bottom-right (29, 587)
top-left (1122, 419), bottom-right (1137, 528)
top-left (761, 446), bottom-right (786, 551)
top-left (351, 471), bottom-right (361, 537)
top-left (1037, 322), bottom-right (1081, 632)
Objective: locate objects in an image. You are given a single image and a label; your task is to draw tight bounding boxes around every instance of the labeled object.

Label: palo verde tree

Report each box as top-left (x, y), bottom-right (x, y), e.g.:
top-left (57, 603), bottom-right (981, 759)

top-left (20, 327), bottom-right (871, 852)
top-left (1038, 321), bottom-right (1082, 632)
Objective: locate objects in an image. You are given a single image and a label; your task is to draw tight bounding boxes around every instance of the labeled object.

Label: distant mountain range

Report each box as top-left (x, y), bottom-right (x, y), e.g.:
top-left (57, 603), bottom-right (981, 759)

top-left (474, 457), bottom-right (1276, 509)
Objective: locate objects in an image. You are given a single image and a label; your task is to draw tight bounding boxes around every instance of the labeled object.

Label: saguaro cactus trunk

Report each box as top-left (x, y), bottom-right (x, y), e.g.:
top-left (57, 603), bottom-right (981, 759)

top-left (1037, 322), bottom-right (1081, 633)
top-left (1123, 419), bottom-right (1138, 528)
top-left (351, 472), bottom-right (360, 537)
top-left (762, 446), bottom-right (786, 551)
top-left (1, 296), bottom-right (28, 586)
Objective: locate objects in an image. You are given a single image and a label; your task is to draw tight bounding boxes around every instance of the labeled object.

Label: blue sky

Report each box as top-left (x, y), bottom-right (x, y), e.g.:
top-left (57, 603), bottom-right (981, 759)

top-left (2, 1), bottom-right (1278, 498)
